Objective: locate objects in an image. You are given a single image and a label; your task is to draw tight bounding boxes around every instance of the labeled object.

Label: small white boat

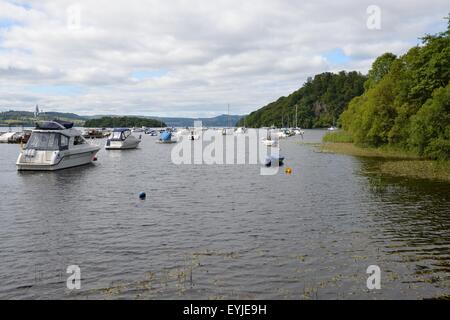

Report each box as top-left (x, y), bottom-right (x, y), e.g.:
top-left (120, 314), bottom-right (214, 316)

top-left (293, 128), bottom-right (305, 135)
top-left (262, 139), bottom-right (278, 147)
top-left (328, 126), bottom-right (338, 132)
top-left (0, 132), bottom-right (20, 143)
top-left (273, 130), bottom-right (288, 139)
top-left (105, 128), bottom-right (141, 150)
top-left (16, 120), bottom-right (100, 171)
top-left (261, 130), bottom-right (278, 147)
top-left (131, 127), bottom-right (145, 133)
top-left (188, 130), bottom-right (201, 140)
top-left (175, 128), bottom-right (200, 140)
top-left (174, 128), bottom-right (190, 138)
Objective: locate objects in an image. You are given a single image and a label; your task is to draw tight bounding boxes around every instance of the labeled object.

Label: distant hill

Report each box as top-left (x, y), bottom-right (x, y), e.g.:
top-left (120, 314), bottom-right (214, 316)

top-left (0, 110), bottom-right (245, 127)
top-left (0, 110), bottom-right (88, 126)
top-left (237, 71), bottom-right (367, 128)
top-left (155, 114), bottom-right (245, 127)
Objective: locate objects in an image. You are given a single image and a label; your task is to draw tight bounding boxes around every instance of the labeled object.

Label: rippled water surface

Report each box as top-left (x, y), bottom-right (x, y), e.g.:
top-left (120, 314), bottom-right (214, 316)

top-left (0, 129), bottom-right (449, 299)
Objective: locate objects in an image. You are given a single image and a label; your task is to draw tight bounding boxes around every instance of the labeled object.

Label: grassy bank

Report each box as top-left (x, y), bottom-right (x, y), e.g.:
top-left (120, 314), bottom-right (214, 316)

top-left (322, 131), bottom-right (353, 143)
top-left (379, 160), bottom-right (450, 181)
top-left (320, 131), bottom-right (450, 182)
top-left (320, 141), bottom-right (419, 159)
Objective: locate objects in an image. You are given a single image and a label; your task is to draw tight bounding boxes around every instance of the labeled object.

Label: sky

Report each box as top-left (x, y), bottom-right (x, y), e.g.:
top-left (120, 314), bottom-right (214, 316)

top-left (0, 0), bottom-right (448, 117)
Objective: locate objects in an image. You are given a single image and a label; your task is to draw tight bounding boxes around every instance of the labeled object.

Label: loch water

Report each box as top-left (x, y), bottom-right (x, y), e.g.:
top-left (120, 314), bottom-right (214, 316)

top-left (0, 129), bottom-right (449, 299)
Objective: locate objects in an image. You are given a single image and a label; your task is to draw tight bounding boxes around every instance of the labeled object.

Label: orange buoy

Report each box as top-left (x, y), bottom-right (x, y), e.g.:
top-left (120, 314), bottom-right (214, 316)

top-left (285, 167), bottom-right (293, 175)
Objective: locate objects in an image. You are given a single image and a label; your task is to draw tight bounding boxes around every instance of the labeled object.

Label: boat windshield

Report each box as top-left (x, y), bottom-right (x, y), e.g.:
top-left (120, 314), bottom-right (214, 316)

top-left (111, 132), bottom-right (122, 140)
top-left (110, 131), bottom-right (130, 141)
top-left (25, 132), bottom-right (62, 151)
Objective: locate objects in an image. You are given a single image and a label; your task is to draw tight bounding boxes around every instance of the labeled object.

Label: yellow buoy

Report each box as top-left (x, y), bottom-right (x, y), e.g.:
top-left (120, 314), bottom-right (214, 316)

top-left (285, 167), bottom-right (293, 175)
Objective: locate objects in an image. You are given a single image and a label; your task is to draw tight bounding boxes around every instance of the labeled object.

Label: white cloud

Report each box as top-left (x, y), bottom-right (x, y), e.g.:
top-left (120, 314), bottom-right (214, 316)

top-left (0, 0), bottom-right (448, 116)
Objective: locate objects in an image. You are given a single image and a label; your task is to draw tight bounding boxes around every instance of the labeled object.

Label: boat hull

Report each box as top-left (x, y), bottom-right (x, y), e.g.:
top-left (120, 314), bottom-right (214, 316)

top-left (16, 148), bottom-right (100, 171)
top-left (105, 140), bottom-right (141, 150)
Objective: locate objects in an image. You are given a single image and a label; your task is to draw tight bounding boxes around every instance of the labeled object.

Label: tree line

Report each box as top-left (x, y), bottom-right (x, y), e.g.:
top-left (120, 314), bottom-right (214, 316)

top-left (341, 18), bottom-right (449, 160)
top-left (84, 116), bottom-right (166, 128)
top-left (237, 71), bottom-right (367, 128)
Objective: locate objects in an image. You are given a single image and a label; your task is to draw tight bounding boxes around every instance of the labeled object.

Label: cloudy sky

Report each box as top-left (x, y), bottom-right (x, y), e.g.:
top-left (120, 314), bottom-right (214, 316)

top-left (0, 0), bottom-right (448, 117)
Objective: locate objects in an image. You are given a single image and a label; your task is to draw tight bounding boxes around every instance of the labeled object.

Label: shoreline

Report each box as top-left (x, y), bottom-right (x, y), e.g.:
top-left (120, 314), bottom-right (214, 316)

top-left (319, 142), bottom-right (450, 182)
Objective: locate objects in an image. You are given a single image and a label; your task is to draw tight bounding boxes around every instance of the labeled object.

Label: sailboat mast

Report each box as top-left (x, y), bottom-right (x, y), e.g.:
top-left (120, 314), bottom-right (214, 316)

top-left (296, 104), bottom-right (298, 128)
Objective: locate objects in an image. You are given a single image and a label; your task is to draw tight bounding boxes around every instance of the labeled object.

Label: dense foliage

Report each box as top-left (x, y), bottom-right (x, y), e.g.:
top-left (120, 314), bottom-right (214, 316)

top-left (341, 20), bottom-right (450, 160)
top-left (238, 71), bottom-right (367, 128)
top-left (84, 117), bottom-right (166, 128)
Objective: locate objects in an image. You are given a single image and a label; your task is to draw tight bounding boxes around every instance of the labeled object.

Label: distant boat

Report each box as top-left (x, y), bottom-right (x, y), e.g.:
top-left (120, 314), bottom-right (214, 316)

top-left (105, 128), bottom-right (141, 150)
top-left (261, 129), bottom-right (278, 147)
top-left (0, 132), bottom-right (21, 143)
top-left (188, 130), bottom-right (200, 140)
top-left (264, 156), bottom-right (285, 167)
top-left (174, 128), bottom-right (200, 140)
top-left (328, 126), bottom-right (338, 132)
top-left (273, 130), bottom-right (288, 139)
top-left (131, 127), bottom-right (145, 133)
top-left (16, 120), bottom-right (100, 171)
top-left (145, 129), bottom-right (158, 136)
top-left (156, 130), bottom-right (177, 144)
top-left (293, 128), bottom-right (305, 137)
top-left (83, 128), bottom-right (108, 139)
top-left (234, 127), bottom-right (247, 135)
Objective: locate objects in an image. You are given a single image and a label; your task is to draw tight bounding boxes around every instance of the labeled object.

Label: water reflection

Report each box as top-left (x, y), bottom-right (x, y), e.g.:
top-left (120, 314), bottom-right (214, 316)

top-left (358, 158), bottom-right (450, 293)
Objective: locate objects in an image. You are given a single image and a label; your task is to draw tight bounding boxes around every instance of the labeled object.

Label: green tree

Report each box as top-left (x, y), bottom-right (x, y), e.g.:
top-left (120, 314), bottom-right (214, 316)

top-left (364, 53), bottom-right (397, 90)
top-left (409, 84), bottom-right (450, 159)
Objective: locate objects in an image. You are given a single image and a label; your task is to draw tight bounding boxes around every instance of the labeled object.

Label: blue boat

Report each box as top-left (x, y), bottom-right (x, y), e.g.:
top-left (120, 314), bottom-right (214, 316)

top-left (156, 131), bottom-right (176, 144)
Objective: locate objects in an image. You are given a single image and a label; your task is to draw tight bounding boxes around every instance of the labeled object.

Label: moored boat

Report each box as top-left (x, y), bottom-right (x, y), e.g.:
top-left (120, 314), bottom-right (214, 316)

top-left (156, 130), bottom-right (177, 144)
top-left (105, 128), bottom-right (141, 150)
top-left (16, 120), bottom-right (100, 171)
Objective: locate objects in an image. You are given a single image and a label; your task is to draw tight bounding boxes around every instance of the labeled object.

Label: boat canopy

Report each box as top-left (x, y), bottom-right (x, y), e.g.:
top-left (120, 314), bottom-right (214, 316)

top-left (160, 131), bottom-right (172, 141)
top-left (36, 119), bottom-right (74, 130)
top-left (113, 128), bottom-right (130, 132)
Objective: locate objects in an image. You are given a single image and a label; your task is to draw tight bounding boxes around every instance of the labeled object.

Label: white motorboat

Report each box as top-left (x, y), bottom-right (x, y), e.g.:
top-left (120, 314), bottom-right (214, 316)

top-left (273, 130), bottom-right (288, 139)
top-left (105, 128), bottom-right (141, 150)
top-left (175, 128), bottom-right (200, 140)
top-left (131, 127), bottom-right (145, 133)
top-left (262, 138), bottom-right (278, 147)
top-left (188, 130), bottom-right (201, 140)
top-left (293, 128), bottom-right (305, 136)
top-left (0, 132), bottom-right (21, 143)
top-left (328, 126), bottom-right (338, 132)
top-left (261, 130), bottom-right (278, 147)
top-left (16, 120), bottom-right (100, 171)
top-left (174, 128), bottom-right (190, 138)
top-left (234, 127), bottom-right (247, 135)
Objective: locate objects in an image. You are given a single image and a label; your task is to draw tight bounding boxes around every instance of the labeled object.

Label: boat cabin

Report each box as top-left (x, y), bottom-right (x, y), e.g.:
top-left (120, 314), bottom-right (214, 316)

top-left (109, 128), bottom-right (131, 141)
top-left (25, 120), bottom-right (87, 151)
